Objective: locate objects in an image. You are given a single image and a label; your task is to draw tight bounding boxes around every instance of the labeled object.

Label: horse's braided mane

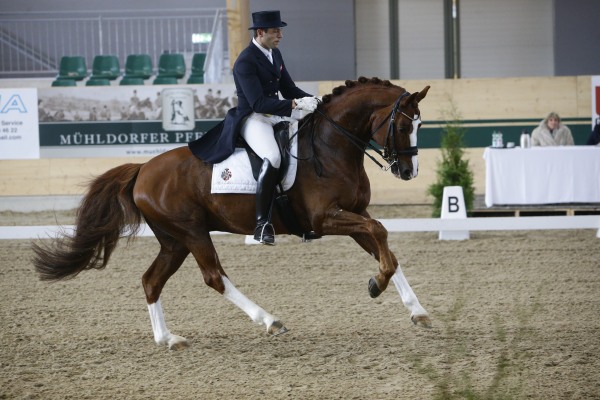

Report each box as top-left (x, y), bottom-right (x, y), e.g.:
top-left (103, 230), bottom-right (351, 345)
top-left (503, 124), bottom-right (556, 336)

top-left (321, 76), bottom-right (403, 104)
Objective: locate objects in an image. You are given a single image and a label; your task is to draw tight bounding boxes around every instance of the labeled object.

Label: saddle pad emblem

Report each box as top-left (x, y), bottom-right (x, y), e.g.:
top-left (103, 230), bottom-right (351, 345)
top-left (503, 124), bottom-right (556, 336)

top-left (220, 168), bottom-right (232, 181)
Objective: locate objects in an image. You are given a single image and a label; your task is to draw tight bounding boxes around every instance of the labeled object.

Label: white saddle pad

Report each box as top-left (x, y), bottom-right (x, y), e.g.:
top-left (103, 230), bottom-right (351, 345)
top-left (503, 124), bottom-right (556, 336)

top-left (211, 125), bottom-right (298, 194)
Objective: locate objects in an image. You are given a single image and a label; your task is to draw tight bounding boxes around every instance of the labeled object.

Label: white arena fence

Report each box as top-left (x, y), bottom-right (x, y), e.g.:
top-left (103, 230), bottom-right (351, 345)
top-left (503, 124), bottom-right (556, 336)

top-left (2, 216), bottom-right (599, 240)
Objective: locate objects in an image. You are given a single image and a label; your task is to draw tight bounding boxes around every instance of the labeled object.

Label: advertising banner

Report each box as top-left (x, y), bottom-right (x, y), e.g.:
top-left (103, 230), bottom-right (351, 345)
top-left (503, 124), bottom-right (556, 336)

top-left (37, 82), bottom-right (319, 158)
top-left (37, 84), bottom-right (233, 158)
top-left (0, 88), bottom-right (40, 159)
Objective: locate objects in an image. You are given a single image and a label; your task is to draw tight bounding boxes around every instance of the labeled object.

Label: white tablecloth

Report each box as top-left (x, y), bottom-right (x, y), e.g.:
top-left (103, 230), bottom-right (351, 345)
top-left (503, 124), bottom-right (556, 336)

top-left (483, 146), bottom-right (600, 207)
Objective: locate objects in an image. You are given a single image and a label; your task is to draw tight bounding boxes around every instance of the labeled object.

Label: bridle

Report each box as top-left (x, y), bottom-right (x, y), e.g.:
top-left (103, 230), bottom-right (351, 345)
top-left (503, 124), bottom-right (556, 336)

top-left (310, 91), bottom-right (420, 171)
top-left (382, 92), bottom-right (420, 161)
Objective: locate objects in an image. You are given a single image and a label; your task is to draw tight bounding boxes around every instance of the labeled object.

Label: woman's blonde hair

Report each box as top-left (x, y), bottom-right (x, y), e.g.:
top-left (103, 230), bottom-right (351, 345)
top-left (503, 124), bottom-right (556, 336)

top-left (545, 112), bottom-right (561, 124)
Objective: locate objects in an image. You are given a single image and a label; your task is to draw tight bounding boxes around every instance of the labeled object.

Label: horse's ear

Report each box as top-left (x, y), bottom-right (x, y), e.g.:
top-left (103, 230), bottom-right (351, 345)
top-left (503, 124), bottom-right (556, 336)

top-left (401, 92), bottom-right (419, 107)
top-left (416, 86), bottom-right (431, 103)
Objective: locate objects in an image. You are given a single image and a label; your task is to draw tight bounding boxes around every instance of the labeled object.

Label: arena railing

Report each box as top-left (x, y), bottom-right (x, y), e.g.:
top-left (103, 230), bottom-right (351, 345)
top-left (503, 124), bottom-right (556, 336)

top-left (0, 9), bottom-right (227, 81)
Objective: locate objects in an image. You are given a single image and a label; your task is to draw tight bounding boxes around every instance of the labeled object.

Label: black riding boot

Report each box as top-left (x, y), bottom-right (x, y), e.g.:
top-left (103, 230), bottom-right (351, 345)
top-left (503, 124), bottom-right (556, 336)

top-left (254, 158), bottom-right (279, 245)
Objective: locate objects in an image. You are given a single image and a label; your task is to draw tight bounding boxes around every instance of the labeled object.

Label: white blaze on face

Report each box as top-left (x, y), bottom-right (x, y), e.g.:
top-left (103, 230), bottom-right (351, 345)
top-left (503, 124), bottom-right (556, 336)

top-left (410, 116), bottom-right (421, 178)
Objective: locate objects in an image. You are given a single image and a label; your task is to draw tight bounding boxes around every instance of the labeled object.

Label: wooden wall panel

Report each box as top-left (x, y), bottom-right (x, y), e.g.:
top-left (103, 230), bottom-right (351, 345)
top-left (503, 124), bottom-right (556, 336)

top-left (321, 76), bottom-right (590, 120)
top-left (0, 157), bottom-right (152, 196)
top-left (0, 150), bottom-right (484, 205)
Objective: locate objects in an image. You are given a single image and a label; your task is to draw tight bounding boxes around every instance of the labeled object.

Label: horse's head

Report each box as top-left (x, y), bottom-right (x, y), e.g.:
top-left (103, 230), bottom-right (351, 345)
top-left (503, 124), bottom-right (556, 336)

top-left (315, 78), bottom-right (430, 181)
top-left (370, 86), bottom-right (430, 180)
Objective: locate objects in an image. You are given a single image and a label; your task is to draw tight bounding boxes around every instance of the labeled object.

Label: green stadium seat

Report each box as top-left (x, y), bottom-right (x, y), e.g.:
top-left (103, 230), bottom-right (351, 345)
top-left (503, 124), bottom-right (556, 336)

top-left (157, 53), bottom-right (185, 79)
top-left (90, 55), bottom-right (120, 80)
top-left (57, 56), bottom-right (87, 81)
top-left (187, 75), bottom-right (205, 84)
top-left (51, 79), bottom-right (77, 87)
top-left (186, 53), bottom-right (206, 84)
top-left (120, 76), bottom-right (145, 86)
top-left (153, 76), bottom-right (178, 85)
top-left (124, 54), bottom-right (153, 79)
top-left (86, 78), bottom-right (111, 86)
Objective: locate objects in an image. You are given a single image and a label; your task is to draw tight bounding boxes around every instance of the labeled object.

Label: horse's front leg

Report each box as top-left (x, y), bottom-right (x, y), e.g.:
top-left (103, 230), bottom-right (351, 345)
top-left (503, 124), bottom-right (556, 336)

top-left (391, 266), bottom-right (431, 328)
top-left (324, 211), bottom-right (431, 328)
top-left (321, 209), bottom-right (397, 295)
top-left (350, 230), bottom-right (431, 328)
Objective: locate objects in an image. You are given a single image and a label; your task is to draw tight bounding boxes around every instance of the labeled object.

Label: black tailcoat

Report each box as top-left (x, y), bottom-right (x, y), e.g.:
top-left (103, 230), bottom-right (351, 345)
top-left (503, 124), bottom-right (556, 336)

top-left (189, 41), bottom-right (311, 163)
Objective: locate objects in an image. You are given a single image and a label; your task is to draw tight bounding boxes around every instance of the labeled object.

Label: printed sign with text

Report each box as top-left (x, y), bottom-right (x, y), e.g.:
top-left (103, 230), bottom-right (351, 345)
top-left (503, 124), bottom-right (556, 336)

top-left (0, 88), bottom-right (40, 159)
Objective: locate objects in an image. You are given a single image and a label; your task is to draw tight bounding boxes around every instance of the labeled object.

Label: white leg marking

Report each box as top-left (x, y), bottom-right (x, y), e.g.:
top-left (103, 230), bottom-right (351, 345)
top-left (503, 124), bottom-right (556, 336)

top-left (147, 298), bottom-right (188, 349)
top-left (391, 265), bottom-right (428, 318)
top-left (148, 299), bottom-right (170, 344)
top-left (222, 276), bottom-right (277, 331)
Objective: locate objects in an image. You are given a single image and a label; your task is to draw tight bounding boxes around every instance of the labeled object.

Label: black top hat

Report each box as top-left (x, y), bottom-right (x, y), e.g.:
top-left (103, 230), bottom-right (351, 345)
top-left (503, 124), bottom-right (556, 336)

top-left (248, 10), bottom-right (287, 30)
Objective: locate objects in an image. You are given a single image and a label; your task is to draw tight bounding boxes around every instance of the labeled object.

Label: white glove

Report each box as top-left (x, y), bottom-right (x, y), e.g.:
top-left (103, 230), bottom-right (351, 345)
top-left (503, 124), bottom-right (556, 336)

top-left (294, 96), bottom-right (318, 112)
top-left (291, 108), bottom-right (311, 120)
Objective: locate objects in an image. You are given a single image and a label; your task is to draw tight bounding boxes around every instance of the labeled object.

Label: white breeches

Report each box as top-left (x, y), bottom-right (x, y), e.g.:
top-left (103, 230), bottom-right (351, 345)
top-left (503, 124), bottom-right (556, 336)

top-left (241, 112), bottom-right (287, 168)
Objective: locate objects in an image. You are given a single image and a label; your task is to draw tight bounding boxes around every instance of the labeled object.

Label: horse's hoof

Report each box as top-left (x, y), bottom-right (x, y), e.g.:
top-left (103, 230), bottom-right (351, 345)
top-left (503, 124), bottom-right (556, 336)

top-left (268, 320), bottom-right (289, 336)
top-left (411, 315), bottom-right (432, 329)
top-left (168, 335), bottom-right (189, 350)
top-left (368, 277), bottom-right (382, 298)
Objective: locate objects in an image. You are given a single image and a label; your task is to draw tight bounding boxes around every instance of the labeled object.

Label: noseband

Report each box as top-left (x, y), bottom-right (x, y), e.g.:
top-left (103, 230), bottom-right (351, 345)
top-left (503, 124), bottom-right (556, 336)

top-left (313, 91), bottom-right (419, 171)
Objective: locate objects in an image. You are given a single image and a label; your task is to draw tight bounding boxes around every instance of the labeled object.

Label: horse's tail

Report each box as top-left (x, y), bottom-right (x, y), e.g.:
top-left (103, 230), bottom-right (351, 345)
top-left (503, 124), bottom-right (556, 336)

top-left (32, 163), bottom-right (143, 281)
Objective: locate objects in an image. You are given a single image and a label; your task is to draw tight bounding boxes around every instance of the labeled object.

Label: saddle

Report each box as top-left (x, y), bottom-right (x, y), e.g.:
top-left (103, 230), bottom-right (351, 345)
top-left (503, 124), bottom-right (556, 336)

top-left (240, 121), bottom-right (321, 242)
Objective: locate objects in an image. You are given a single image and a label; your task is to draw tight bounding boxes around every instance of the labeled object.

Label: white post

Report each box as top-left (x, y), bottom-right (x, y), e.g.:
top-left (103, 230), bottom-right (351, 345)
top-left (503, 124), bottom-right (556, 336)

top-left (439, 186), bottom-right (470, 240)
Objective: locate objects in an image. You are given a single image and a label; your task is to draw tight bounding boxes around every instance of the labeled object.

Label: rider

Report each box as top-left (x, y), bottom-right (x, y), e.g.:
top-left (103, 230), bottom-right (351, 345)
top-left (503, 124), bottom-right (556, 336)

top-left (189, 10), bottom-right (319, 245)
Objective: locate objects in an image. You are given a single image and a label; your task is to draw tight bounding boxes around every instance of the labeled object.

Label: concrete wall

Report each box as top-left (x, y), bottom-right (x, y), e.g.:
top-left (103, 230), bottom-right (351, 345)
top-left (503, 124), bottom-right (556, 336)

top-left (554, 0), bottom-right (600, 76)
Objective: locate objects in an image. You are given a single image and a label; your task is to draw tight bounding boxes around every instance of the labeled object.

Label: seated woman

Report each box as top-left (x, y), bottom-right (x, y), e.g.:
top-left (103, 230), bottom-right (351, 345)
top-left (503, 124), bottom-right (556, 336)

top-left (531, 112), bottom-right (574, 146)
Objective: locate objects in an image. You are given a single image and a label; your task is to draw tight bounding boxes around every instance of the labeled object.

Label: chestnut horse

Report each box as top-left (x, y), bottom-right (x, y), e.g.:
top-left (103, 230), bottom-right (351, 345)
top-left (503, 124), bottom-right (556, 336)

top-left (33, 77), bottom-right (431, 350)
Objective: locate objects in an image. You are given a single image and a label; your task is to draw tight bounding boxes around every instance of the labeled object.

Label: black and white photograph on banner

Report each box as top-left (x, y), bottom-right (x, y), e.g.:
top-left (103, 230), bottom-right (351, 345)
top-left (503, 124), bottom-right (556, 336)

top-left (37, 84), bottom-right (237, 123)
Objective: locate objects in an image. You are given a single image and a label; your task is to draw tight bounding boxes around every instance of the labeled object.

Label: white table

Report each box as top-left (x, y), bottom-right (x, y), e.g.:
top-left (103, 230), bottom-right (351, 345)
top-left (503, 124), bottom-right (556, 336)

top-left (483, 146), bottom-right (600, 207)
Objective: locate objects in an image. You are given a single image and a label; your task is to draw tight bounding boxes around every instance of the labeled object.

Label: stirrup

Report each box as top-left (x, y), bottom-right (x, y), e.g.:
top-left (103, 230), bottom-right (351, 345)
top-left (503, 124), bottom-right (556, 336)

top-left (254, 223), bottom-right (275, 245)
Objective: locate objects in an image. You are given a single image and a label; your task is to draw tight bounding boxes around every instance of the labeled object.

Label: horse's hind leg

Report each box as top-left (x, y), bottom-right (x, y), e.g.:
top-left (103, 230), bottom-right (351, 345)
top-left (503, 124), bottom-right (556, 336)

top-left (188, 233), bottom-right (288, 336)
top-left (350, 230), bottom-right (431, 328)
top-left (221, 276), bottom-right (288, 335)
top-left (142, 234), bottom-right (191, 350)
